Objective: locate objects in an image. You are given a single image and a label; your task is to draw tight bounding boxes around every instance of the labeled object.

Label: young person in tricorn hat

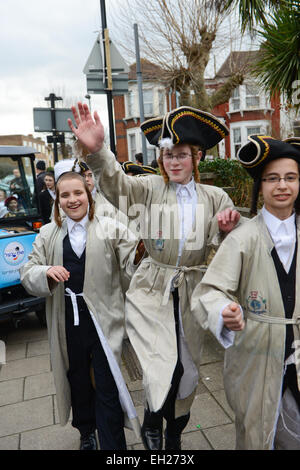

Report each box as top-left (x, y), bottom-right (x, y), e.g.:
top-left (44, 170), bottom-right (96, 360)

top-left (192, 135), bottom-right (300, 450)
top-left (21, 170), bottom-right (141, 450)
top-left (67, 102), bottom-right (240, 450)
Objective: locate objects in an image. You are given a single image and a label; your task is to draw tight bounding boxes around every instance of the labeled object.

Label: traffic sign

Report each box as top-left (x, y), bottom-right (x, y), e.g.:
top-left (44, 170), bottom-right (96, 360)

top-left (83, 34), bottom-right (129, 96)
top-left (33, 108), bottom-right (74, 132)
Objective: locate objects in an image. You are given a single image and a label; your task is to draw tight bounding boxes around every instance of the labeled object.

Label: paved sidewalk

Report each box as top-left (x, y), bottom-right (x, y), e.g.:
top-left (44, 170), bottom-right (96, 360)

top-left (0, 312), bottom-right (235, 450)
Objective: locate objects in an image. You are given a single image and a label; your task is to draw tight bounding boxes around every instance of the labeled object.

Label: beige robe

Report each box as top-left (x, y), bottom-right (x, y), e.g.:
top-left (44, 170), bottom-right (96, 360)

top-left (86, 146), bottom-right (235, 416)
top-left (192, 212), bottom-right (300, 449)
top-left (20, 215), bottom-right (141, 437)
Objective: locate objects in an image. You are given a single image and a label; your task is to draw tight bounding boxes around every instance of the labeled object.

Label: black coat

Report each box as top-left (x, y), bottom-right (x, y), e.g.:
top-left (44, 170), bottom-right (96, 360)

top-left (39, 189), bottom-right (54, 224)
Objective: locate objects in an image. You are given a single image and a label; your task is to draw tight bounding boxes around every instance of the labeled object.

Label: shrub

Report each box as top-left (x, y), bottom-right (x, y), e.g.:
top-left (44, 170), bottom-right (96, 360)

top-left (199, 158), bottom-right (256, 208)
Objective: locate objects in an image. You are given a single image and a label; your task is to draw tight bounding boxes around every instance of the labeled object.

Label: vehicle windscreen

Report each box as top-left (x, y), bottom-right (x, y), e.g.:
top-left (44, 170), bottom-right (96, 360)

top-left (0, 157), bottom-right (38, 220)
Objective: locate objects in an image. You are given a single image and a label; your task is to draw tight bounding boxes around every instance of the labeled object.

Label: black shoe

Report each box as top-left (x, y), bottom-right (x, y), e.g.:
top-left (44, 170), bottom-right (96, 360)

top-left (80, 432), bottom-right (98, 450)
top-left (141, 425), bottom-right (163, 450)
top-left (165, 432), bottom-right (181, 450)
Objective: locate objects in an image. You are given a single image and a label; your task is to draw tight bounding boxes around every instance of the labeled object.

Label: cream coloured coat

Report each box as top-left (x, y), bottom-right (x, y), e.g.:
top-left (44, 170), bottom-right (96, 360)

top-left (86, 146), bottom-right (236, 416)
top-left (192, 212), bottom-right (300, 449)
top-left (20, 215), bottom-right (141, 437)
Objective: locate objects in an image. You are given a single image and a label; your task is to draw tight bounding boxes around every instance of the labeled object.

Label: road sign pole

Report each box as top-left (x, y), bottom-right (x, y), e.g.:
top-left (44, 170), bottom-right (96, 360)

top-left (44, 93), bottom-right (62, 163)
top-left (100, 0), bottom-right (116, 155)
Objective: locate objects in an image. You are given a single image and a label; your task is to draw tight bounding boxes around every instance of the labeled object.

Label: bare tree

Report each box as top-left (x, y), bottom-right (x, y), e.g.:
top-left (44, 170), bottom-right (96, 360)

top-left (109, 0), bottom-right (253, 112)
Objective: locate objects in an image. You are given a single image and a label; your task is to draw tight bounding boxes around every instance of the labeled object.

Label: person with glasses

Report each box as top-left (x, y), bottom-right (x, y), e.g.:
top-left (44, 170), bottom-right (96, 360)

top-left (67, 103), bottom-right (240, 450)
top-left (192, 135), bottom-right (300, 449)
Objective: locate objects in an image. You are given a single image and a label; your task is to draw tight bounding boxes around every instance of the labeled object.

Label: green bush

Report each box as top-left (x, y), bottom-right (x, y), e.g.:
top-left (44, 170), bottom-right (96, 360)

top-left (199, 158), bottom-right (254, 208)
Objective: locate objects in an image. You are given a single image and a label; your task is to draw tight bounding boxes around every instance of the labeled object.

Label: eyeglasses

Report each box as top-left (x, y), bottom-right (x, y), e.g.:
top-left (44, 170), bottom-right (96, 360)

top-left (261, 175), bottom-right (300, 184)
top-left (163, 152), bottom-right (192, 162)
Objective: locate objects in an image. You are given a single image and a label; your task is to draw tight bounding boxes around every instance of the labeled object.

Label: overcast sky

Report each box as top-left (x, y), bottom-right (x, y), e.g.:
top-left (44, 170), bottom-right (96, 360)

top-left (0, 0), bottom-right (119, 137)
top-left (0, 0), bottom-right (255, 139)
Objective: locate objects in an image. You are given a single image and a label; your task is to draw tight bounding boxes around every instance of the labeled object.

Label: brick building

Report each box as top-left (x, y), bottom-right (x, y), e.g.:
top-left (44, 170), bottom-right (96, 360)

top-left (113, 52), bottom-right (296, 161)
top-left (0, 134), bottom-right (53, 167)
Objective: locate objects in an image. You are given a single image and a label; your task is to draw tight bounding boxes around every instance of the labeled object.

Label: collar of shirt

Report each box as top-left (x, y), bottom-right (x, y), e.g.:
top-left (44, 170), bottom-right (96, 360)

top-left (47, 188), bottom-right (56, 200)
top-left (66, 213), bottom-right (89, 235)
top-left (91, 187), bottom-right (97, 198)
top-left (261, 206), bottom-right (296, 238)
top-left (175, 178), bottom-right (196, 200)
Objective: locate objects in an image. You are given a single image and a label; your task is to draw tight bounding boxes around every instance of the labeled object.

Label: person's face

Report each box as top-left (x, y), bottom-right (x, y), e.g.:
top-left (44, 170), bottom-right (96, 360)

top-left (162, 144), bottom-right (200, 185)
top-left (0, 190), bottom-right (6, 202)
top-left (13, 169), bottom-right (20, 178)
top-left (8, 200), bottom-right (18, 211)
top-left (44, 175), bottom-right (55, 190)
top-left (83, 170), bottom-right (95, 192)
top-left (58, 178), bottom-right (89, 222)
top-left (261, 158), bottom-right (300, 219)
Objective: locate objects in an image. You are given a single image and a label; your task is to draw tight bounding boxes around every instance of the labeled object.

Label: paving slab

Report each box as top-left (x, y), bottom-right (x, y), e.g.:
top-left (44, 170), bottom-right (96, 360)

top-left (24, 372), bottom-right (55, 400)
top-left (0, 378), bottom-right (24, 406)
top-left (0, 434), bottom-right (19, 450)
top-left (203, 423), bottom-right (236, 450)
top-left (27, 340), bottom-right (50, 357)
top-left (0, 396), bottom-right (53, 437)
top-left (0, 355), bottom-right (50, 381)
top-left (20, 422), bottom-right (79, 450)
top-left (187, 393), bottom-right (231, 432)
top-left (5, 342), bottom-right (26, 362)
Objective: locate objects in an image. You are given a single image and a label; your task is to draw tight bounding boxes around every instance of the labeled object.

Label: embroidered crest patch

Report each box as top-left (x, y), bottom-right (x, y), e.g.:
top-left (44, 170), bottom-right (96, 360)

top-left (246, 290), bottom-right (267, 315)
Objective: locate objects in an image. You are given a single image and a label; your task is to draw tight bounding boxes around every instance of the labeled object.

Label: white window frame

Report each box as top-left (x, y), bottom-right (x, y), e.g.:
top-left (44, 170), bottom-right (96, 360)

top-left (230, 120), bottom-right (270, 159)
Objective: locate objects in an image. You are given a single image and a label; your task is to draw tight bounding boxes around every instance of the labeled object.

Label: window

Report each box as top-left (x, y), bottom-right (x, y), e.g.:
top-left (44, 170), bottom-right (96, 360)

top-left (247, 126), bottom-right (261, 136)
top-left (233, 128), bottom-right (241, 158)
top-left (245, 83), bottom-right (260, 108)
top-left (231, 87), bottom-right (240, 111)
top-left (143, 89), bottom-right (153, 116)
top-left (128, 134), bottom-right (137, 161)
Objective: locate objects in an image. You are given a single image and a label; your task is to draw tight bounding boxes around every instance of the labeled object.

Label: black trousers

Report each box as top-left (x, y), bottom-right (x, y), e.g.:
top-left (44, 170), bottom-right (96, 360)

top-left (65, 297), bottom-right (126, 450)
top-left (143, 288), bottom-right (190, 436)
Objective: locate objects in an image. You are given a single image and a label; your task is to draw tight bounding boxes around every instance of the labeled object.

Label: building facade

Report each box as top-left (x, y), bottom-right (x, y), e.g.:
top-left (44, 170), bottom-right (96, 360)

top-left (0, 134), bottom-right (53, 167)
top-left (113, 52), bottom-right (297, 162)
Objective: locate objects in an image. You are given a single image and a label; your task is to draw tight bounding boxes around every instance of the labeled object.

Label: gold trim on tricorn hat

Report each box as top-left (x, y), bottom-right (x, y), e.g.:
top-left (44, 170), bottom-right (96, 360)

top-left (237, 135), bottom-right (300, 179)
top-left (122, 161), bottom-right (157, 176)
top-left (141, 106), bottom-right (229, 150)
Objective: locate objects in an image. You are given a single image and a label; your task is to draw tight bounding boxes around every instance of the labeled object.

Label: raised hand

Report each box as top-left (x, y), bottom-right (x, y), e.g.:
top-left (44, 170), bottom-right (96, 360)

top-left (217, 208), bottom-right (240, 233)
top-left (67, 102), bottom-right (105, 155)
top-left (222, 302), bottom-right (245, 331)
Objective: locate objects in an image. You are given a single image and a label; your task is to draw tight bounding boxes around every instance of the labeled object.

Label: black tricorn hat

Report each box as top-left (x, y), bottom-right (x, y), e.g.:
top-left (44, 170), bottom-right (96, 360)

top-left (237, 135), bottom-right (300, 179)
top-left (140, 106), bottom-right (229, 150)
top-left (122, 161), bottom-right (157, 176)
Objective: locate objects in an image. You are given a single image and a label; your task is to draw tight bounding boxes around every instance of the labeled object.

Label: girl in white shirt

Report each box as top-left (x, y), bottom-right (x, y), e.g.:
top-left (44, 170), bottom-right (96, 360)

top-left (21, 171), bottom-right (140, 450)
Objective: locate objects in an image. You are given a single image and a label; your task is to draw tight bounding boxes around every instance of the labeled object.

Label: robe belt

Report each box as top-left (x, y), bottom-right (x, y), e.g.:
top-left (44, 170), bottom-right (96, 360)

top-left (247, 312), bottom-right (300, 390)
top-left (65, 288), bottom-right (84, 326)
top-left (144, 257), bottom-right (207, 306)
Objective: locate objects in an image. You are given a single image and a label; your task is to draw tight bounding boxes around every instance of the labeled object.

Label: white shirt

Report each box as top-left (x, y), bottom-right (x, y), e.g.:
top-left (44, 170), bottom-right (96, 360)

top-left (175, 178), bottom-right (197, 263)
top-left (261, 206), bottom-right (296, 273)
top-left (66, 214), bottom-right (88, 258)
top-left (47, 188), bottom-right (56, 201)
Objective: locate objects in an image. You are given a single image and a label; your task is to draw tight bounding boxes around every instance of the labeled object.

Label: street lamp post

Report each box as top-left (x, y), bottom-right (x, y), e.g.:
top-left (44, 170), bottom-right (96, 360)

top-left (99, 0), bottom-right (116, 155)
